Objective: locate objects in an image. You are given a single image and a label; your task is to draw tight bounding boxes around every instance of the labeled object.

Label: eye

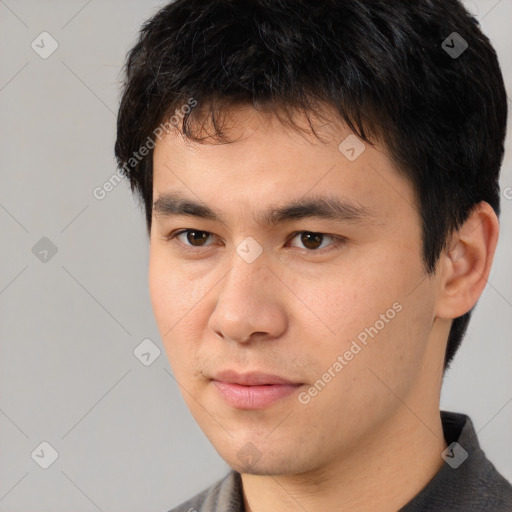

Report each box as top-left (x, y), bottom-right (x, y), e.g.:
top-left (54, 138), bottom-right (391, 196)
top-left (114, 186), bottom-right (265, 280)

top-left (168, 229), bottom-right (216, 248)
top-left (287, 231), bottom-right (344, 252)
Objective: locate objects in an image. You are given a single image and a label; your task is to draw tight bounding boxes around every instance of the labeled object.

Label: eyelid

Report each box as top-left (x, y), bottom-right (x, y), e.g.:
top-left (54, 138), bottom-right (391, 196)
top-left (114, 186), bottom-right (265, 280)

top-left (165, 228), bottom-right (346, 254)
top-left (162, 229), bottom-right (212, 246)
top-left (287, 231), bottom-right (342, 249)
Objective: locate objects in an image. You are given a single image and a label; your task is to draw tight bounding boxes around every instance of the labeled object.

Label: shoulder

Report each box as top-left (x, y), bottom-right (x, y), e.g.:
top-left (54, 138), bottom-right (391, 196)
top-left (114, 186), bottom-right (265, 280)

top-left (465, 453), bottom-right (512, 510)
top-left (401, 411), bottom-right (512, 511)
top-left (165, 471), bottom-right (243, 512)
top-left (444, 411), bottom-right (512, 510)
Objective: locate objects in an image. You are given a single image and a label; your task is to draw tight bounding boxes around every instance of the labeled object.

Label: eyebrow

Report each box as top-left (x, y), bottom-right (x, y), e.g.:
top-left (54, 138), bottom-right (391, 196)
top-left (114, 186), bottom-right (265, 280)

top-left (152, 192), bottom-right (376, 227)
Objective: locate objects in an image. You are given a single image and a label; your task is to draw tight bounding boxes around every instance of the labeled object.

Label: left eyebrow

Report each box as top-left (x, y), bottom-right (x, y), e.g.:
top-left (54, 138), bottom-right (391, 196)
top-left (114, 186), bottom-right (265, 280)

top-left (152, 191), bottom-right (377, 227)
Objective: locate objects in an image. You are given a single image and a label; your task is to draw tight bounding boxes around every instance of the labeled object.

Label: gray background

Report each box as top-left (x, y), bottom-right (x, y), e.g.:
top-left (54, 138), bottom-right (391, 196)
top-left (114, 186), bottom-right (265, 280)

top-left (0, 1), bottom-right (510, 511)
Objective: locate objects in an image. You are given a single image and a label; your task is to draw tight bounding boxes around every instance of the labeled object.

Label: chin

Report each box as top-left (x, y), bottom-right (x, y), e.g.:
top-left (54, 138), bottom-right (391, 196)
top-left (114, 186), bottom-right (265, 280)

top-left (217, 442), bottom-right (308, 477)
top-left (229, 458), bottom-right (298, 476)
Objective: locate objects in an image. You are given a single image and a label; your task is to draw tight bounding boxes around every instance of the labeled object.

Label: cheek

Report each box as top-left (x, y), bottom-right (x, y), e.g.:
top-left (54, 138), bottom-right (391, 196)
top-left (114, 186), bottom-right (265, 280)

top-left (292, 249), bottom-right (428, 371)
top-left (294, 293), bottom-right (432, 433)
top-left (292, 263), bottom-right (404, 342)
top-left (148, 253), bottom-right (207, 370)
top-left (149, 250), bottom-right (205, 325)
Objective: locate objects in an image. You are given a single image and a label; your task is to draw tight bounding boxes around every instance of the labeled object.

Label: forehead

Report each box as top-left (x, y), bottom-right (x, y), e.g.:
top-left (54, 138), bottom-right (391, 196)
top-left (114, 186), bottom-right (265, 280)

top-left (151, 107), bottom-right (417, 224)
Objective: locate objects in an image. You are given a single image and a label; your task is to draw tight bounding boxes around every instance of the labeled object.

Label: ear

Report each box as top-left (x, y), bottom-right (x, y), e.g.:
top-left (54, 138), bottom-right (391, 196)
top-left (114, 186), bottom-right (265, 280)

top-left (435, 201), bottom-right (500, 319)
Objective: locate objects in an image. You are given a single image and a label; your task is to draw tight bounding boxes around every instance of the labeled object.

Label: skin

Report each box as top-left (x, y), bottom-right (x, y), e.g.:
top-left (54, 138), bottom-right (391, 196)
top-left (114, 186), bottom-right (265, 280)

top-left (148, 105), bottom-right (499, 512)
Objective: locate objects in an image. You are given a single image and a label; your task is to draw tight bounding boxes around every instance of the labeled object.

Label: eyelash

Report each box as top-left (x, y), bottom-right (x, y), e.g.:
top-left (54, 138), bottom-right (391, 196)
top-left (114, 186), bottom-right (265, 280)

top-left (163, 229), bottom-right (346, 255)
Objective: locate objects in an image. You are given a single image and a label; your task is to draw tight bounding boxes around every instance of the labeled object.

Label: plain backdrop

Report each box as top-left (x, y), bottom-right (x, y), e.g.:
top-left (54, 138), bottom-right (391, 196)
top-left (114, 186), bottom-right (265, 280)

top-left (0, 1), bottom-right (511, 511)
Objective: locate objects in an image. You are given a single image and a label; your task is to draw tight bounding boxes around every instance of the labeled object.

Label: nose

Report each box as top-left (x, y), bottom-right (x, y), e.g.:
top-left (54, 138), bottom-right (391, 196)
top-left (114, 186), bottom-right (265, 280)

top-left (207, 255), bottom-right (288, 344)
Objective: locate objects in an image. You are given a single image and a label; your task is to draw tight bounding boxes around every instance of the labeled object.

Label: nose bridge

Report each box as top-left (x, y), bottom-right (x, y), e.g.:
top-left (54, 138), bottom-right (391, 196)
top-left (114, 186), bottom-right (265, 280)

top-left (208, 248), bottom-right (287, 342)
top-left (218, 250), bottom-right (269, 315)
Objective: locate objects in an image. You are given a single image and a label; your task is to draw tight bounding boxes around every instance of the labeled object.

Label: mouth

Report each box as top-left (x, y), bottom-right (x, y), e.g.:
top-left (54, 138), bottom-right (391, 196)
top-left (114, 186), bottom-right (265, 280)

top-left (210, 370), bottom-right (304, 410)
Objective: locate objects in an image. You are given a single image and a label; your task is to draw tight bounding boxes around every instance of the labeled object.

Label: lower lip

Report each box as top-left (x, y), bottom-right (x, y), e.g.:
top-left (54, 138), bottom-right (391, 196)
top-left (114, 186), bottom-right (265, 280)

top-left (212, 381), bottom-right (302, 410)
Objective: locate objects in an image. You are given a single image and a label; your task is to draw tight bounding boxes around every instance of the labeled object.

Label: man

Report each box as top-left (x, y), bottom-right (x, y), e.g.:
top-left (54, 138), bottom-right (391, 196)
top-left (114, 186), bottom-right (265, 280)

top-left (114, 0), bottom-right (512, 510)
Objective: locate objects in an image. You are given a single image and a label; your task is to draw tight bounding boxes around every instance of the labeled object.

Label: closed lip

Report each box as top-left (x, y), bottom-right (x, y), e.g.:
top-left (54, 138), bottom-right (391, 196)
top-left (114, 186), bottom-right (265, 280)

top-left (211, 369), bottom-right (302, 386)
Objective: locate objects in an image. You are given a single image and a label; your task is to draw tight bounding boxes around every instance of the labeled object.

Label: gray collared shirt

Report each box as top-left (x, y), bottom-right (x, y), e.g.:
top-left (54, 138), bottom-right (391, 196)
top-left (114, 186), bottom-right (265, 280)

top-left (168, 411), bottom-right (512, 511)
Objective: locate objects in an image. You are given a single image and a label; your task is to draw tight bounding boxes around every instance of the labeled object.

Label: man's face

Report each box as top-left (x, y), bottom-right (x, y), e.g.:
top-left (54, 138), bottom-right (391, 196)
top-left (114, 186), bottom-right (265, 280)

top-left (149, 107), bottom-right (444, 475)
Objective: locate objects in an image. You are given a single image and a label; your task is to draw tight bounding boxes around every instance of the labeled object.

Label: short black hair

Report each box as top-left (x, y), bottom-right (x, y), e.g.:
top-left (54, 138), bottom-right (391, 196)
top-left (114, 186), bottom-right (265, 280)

top-left (114, 0), bottom-right (508, 371)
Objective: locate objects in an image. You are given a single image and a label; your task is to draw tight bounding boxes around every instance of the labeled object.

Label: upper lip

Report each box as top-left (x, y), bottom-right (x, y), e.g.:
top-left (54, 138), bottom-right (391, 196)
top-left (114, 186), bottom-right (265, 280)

top-left (212, 370), bottom-right (301, 386)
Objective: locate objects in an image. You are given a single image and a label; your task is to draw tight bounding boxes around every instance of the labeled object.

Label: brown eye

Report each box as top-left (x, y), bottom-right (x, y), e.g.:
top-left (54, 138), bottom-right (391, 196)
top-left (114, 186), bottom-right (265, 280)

top-left (289, 231), bottom-right (334, 251)
top-left (168, 229), bottom-right (214, 247)
top-left (184, 230), bottom-right (211, 246)
top-left (301, 232), bottom-right (324, 250)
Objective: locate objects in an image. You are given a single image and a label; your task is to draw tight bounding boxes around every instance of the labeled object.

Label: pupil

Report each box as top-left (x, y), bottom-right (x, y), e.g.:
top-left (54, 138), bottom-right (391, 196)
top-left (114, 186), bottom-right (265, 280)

top-left (302, 232), bottom-right (322, 250)
top-left (188, 230), bottom-right (208, 246)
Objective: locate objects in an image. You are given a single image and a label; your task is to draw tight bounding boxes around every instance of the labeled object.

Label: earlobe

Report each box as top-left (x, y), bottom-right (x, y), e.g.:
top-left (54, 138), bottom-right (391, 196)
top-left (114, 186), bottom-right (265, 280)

top-left (435, 201), bottom-right (500, 320)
